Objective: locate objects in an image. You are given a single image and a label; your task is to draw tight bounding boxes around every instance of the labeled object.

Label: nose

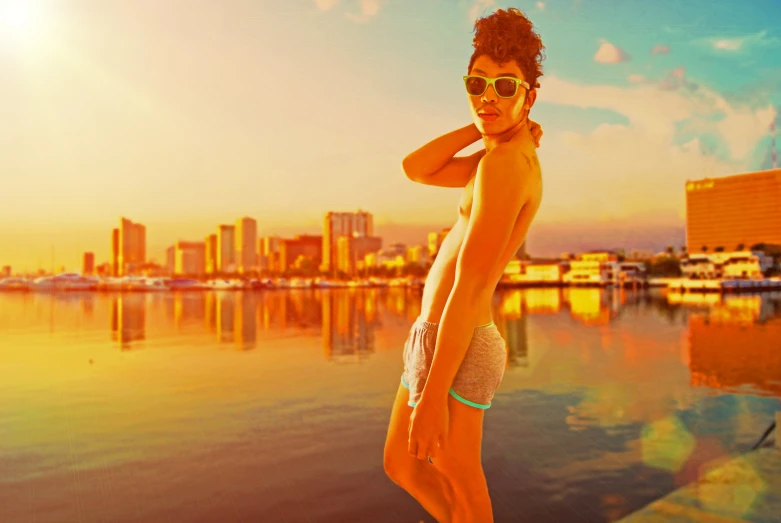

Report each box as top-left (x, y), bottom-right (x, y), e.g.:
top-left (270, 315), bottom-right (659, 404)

top-left (481, 82), bottom-right (498, 103)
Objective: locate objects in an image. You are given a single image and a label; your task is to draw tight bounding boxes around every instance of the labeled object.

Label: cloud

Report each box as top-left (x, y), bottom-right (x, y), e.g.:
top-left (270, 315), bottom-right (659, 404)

top-left (652, 44), bottom-right (670, 55)
top-left (658, 66), bottom-right (698, 91)
top-left (628, 74), bottom-right (646, 84)
top-left (346, 0), bottom-right (382, 23)
top-left (527, 74), bottom-right (775, 246)
top-left (468, 0), bottom-right (495, 23)
top-left (594, 39), bottom-right (631, 64)
top-left (699, 30), bottom-right (780, 53)
top-left (536, 1), bottom-right (545, 10)
top-left (314, 0), bottom-right (338, 11)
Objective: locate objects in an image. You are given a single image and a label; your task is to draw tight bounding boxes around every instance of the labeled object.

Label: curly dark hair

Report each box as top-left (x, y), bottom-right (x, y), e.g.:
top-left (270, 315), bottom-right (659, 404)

top-left (468, 8), bottom-right (545, 89)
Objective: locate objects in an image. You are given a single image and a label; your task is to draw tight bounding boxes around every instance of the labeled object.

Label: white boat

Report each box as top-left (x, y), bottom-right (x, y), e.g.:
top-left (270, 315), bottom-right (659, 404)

top-left (29, 276), bottom-right (60, 292)
top-left (98, 277), bottom-right (126, 291)
top-left (205, 279), bottom-right (245, 290)
top-left (0, 278), bottom-right (30, 291)
top-left (62, 276), bottom-right (99, 291)
top-left (167, 278), bottom-right (205, 291)
top-left (137, 277), bottom-right (169, 291)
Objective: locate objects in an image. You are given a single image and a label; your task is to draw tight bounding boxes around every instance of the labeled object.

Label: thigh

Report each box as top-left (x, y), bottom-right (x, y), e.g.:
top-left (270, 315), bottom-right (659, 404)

top-left (431, 395), bottom-right (487, 479)
top-left (384, 383), bottom-right (450, 485)
top-left (384, 381), bottom-right (415, 459)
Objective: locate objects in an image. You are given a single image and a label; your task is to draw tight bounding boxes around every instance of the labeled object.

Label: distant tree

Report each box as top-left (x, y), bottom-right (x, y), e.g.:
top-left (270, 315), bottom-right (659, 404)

top-left (750, 242), bottom-right (766, 252)
top-left (701, 246), bottom-right (708, 253)
top-left (646, 258), bottom-right (682, 277)
top-left (736, 243), bottom-right (745, 252)
top-left (680, 245), bottom-right (688, 255)
top-left (715, 246), bottom-right (725, 253)
top-left (666, 245), bottom-right (675, 256)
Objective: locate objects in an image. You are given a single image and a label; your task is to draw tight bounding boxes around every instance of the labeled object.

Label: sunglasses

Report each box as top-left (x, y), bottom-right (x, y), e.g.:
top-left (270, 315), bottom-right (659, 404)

top-left (463, 75), bottom-right (530, 98)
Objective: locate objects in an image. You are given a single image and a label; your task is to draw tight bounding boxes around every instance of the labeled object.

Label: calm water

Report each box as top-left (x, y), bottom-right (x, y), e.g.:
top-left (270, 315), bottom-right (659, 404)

top-left (1, 287), bottom-right (779, 523)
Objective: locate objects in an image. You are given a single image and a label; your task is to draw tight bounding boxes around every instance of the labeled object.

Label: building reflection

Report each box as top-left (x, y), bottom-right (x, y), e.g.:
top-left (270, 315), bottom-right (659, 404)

top-left (110, 295), bottom-right (145, 350)
top-left (174, 292), bottom-right (206, 329)
top-left (565, 288), bottom-right (618, 325)
top-left (493, 291), bottom-right (529, 368)
top-left (322, 288), bottom-right (380, 362)
top-left (688, 294), bottom-right (781, 397)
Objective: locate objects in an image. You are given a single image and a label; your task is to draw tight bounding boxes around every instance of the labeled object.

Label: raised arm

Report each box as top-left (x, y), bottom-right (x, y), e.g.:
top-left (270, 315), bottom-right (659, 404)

top-left (401, 121), bottom-right (543, 188)
top-left (401, 123), bottom-right (485, 188)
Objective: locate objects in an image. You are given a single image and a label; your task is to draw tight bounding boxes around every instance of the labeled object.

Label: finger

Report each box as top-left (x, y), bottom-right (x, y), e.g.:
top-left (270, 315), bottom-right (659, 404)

top-left (417, 441), bottom-right (429, 461)
top-left (408, 438), bottom-right (418, 458)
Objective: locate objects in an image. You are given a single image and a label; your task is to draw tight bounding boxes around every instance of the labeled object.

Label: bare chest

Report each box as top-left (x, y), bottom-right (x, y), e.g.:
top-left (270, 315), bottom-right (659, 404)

top-left (457, 175), bottom-right (476, 218)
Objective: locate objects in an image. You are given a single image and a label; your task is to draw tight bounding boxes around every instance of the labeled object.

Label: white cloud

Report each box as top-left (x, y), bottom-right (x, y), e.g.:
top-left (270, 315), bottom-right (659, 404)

top-left (346, 0), bottom-right (383, 23)
top-left (530, 74), bottom-right (775, 232)
top-left (314, 0), bottom-right (339, 11)
top-left (594, 39), bottom-right (631, 64)
top-left (628, 74), bottom-right (646, 83)
top-left (701, 30), bottom-right (780, 53)
top-left (536, 1), bottom-right (545, 10)
top-left (651, 44), bottom-right (670, 55)
top-left (468, 0), bottom-right (495, 23)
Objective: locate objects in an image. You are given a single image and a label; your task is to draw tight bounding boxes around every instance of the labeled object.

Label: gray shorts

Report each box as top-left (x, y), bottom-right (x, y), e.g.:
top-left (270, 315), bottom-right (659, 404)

top-left (400, 317), bottom-right (507, 409)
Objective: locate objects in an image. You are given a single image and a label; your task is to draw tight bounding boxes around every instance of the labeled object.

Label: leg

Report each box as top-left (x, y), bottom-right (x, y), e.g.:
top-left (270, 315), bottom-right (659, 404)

top-left (430, 395), bottom-right (494, 523)
top-left (384, 382), bottom-right (454, 523)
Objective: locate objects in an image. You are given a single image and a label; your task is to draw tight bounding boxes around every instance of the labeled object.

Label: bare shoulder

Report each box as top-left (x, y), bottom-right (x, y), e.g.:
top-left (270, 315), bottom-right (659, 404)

top-left (476, 144), bottom-right (542, 201)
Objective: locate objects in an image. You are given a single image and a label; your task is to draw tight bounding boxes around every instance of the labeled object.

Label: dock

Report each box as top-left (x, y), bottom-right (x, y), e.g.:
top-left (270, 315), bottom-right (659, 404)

top-left (619, 417), bottom-right (780, 523)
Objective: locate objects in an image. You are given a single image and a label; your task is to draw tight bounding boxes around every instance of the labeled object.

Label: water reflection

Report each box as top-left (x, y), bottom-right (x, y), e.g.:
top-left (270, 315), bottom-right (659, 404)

top-left (1, 288), bottom-right (781, 522)
top-left (3, 288), bottom-right (777, 398)
top-left (110, 295), bottom-right (145, 350)
top-left (687, 293), bottom-right (781, 397)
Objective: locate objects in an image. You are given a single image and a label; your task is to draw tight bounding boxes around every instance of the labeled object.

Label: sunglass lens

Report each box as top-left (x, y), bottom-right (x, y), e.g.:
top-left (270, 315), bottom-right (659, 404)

top-left (465, 76), bottom-right (486, 96)
top-left (495, 79), bottom-right (517, 97)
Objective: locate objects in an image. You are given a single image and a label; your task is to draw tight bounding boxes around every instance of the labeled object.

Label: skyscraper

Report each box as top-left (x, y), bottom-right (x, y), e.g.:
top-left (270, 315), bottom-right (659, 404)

top-left (174, 241), bottom-right (206, 277)
top-left (322, 210), bottom-right (373, 273)
top-left (111, 228), bottom-right (120, 277)
top-left (235, 217), bottom-right (258, 274)
top-left (205, 234), bottom-right (218, 274)
top-left (686, 168), bottom-right (781, 253)
top-left (118, 217), bottom-right (146, 276)
top-left (82, 252), bottom-right (95, 275)
top-left (217, 224), bottom-right (236, 273)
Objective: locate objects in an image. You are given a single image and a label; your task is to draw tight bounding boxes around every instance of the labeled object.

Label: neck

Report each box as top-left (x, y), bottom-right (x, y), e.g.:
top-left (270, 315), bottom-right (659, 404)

top-left (482, 117), bottom-right (528, 151)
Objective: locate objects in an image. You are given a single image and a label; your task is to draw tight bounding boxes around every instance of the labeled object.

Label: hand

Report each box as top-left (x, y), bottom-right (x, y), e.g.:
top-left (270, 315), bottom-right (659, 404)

top-left (408, 396), bottom-right (448, 461)
top-left (528, 119), bottom-right (543, 148)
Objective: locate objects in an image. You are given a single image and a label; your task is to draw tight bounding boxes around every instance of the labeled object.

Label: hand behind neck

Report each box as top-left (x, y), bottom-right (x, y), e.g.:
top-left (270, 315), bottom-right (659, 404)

top-left (482, 118), bottom-right (530, 152)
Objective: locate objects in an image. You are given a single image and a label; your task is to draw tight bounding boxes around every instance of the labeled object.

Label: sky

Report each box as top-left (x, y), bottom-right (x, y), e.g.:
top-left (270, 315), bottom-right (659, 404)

top-left (1, 0), bottom-right (779, 271)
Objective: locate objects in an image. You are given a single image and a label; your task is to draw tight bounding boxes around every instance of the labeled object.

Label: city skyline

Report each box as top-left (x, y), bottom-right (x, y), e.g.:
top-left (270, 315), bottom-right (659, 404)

top-left (1, 0), bottom-right (779, 270)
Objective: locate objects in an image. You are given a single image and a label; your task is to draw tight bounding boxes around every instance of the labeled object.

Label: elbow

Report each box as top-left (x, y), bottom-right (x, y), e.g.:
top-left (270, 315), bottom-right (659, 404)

top-left (401, 157), bottom-right (415, 181)
top-left (401, 156), bottom-right (422, 182)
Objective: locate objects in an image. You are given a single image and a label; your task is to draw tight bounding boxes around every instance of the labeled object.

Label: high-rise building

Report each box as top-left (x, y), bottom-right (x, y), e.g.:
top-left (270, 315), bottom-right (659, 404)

top-left (686, 168), bottom-right (781, 253)
top-left (337, 235), bottom-right (382, 276)
top-left (322, 210), bottom-right (373, 273)
top-left (217, 225), bottom-right (236, 274)
top-left (118, 217), bottom-right (146, 276)
top-left (260, 235), bottom-right (281, 273)
top-left (235, 217), bottom-right (258, 274)
top-left (82, 252), bottom-right (95, 275)
top-left (280, 235), bottom-right (323, 273)
top-left (111, 228), bottom-right (120, 276)
top-left (205, 234), bottom-right (218, 274)
top-left (166, 246), bottom-right (176, 275)
top-left (1, 266), bottom-right (10, 278)
top-left (174, 241), bottom-right (206, 277)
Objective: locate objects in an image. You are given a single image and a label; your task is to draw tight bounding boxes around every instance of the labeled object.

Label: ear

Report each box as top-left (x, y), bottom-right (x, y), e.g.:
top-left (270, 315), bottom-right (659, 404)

top-left (525, 89), bottom-right (537, 110)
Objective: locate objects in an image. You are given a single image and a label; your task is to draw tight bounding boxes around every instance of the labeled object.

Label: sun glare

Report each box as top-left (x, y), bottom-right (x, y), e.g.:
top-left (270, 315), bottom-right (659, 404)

top-left (1, 0), bottom-right (46, 46)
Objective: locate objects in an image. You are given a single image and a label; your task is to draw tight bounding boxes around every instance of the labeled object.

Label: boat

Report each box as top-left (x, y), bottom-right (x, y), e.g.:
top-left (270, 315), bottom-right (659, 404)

top-left (204, 279), bottom-right (245, 290)
top-left (0, 278), bottom-right (30, 291)
top-left (167, 278), bottom-right (205, 291)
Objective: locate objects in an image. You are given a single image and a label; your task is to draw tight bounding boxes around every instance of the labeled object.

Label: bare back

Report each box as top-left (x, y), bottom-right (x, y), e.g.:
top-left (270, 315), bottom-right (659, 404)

top-left (419, 148), bottom-right (542, 327)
